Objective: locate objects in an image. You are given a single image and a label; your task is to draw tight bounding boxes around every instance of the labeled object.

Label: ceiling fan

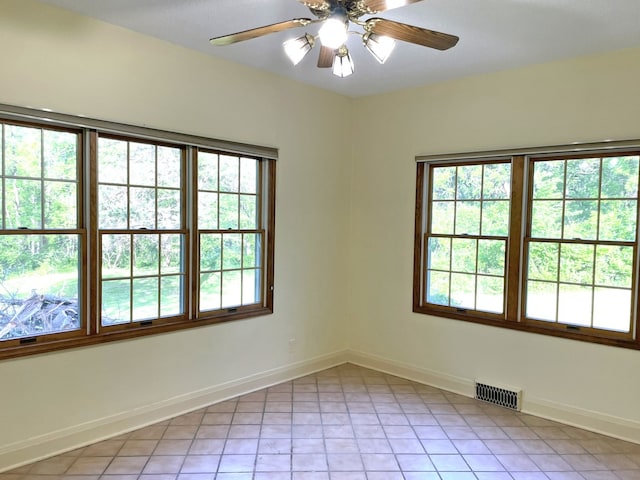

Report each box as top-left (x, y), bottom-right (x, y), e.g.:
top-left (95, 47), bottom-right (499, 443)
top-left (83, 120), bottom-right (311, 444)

top-left (209, 0), bottom-right (459, 78)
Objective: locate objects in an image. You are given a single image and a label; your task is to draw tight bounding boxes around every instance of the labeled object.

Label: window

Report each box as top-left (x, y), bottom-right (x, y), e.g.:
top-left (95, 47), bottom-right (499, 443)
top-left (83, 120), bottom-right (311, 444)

top-left (196, 151), bottom-right (264, 315)
top-left (0, 121), bottom-right (85, 343)
top-left (414, 146), bottom-right (640, 348)
top-left (0, 107), bottom-right (276, 358)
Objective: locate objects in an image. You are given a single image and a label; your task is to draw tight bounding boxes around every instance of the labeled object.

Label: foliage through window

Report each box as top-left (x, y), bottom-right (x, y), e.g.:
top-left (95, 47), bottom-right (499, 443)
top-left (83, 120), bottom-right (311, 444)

top-left (0, 112), bottom-right (276, 358)
top-left (415, 149), bottom-right (640, 348)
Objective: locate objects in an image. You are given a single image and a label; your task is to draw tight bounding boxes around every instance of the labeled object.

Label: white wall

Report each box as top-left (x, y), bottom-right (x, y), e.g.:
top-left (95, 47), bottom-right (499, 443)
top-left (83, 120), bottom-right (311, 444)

top-left (0, 0), bottom-right (352, 469)
top-left (349, 47), bottom-right (640, 442)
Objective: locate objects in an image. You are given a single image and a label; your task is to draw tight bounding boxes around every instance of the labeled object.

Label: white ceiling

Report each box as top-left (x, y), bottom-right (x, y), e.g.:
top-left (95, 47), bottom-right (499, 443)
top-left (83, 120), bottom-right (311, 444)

top-left (37, 0), bottom-right (640, 98)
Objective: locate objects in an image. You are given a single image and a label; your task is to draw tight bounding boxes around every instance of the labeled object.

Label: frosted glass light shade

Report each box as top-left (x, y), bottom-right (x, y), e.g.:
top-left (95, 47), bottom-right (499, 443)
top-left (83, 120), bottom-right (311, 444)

top-left (284, 33), bottom-right (314, 65)
top-left (364, 33), bottom-right (396, 64)
top-left (332, 48), bottom-right (354, 77)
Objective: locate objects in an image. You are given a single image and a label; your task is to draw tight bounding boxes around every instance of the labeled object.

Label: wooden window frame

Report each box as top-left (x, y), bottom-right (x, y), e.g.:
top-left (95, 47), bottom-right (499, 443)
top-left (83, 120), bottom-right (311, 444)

top-left (0, 109), bottom-right (276, 360)
top-left (414, 147), bottom-right (640, 351)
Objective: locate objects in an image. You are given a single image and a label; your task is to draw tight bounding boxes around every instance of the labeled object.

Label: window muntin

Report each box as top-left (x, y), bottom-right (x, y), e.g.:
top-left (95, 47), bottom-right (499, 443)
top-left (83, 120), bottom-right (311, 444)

top-left (97, 135), bottom-right (186, 328)
top-left (0, 121), bottom-right (84, 342)
top-left (425, 161), bottom-right (511, 315)
top-left (197, 151), bottom-right (263, 314)
top-left (524, 155), bottom-right (639, 334)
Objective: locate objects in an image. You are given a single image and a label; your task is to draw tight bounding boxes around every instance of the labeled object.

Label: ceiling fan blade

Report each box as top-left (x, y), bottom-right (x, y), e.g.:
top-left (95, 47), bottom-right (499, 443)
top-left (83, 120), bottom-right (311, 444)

top-left (210, 18), bottom-right (313, 46)
top-left (317, 45), bottom-right (334, 68)
top-left (361, 0), bottom-right (424, 14)
top-left (367, 18), bottom-right (459, 50)
top-left (296, 0), bottom-right (330, 10)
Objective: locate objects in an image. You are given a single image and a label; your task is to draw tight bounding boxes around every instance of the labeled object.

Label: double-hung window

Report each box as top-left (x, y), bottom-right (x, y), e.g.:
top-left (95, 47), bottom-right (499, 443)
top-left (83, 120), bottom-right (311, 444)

top-left (0, 106), bottom-right (276, 358)
top-left (414, 145), bottom-right (640, 348)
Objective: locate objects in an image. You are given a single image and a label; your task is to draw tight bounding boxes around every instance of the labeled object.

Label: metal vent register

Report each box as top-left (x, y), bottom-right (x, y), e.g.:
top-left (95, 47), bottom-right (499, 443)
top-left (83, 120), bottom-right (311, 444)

top-left (475, 381), bottom-right (522, 411)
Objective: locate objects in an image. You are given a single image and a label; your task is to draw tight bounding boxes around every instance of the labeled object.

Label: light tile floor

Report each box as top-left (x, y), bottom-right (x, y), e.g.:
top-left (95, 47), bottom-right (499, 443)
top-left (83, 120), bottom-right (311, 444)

top-left (3, 363), bottom-right (640, 479)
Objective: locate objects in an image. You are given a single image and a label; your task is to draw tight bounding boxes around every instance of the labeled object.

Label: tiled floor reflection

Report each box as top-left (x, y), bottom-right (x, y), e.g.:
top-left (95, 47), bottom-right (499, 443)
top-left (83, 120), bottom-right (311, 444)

top-left (3, 363), bottom-right (640, 479)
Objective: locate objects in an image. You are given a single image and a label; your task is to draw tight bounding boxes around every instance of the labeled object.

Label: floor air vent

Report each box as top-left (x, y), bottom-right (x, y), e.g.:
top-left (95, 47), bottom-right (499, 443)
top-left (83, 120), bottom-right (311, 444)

top-left (475, 381), bottom-right (522, 411)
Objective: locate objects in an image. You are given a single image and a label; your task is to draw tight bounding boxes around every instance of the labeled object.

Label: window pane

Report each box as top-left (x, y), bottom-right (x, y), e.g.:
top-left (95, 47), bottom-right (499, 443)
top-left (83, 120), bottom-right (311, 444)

top-left (566, 158), bottom-right (599, 198)
top-left (427, 237), bottom-right (450, 271)
top-left (240, 194), bottom-right (257, 230)
top-left (44, 181), bottom-right (77, 229)
top-left (243, 234), bottom-right (261, 269)
top-left (563, 200), bottom-right (597, 240)
top-left (98, 137), bottom-right (128, 184)
top-left (431, 201), bottom-right (454, 234)
top-left (219, 193), bottom-right (239, 229)
top-left (198, 192), bottom-right (218, 230)
top-left (482, 163), bottom-right (511, 200)
top-left (455, 201), bottom-right (480, 235)
top-left (457, 165), bottom-right (482, 200)
top-left (558, 284), bottom-right (592, 327)
top-left (161, 234), bottom-right (183, 275)
top-left (481, 200), bottom-right (509, 236)
top-left (242, 269), bottom-right (260, 304)
top-left (102, 234), bottom-right (131, 279)
top-left (426, 270), bottom-right (449, 306)
top-left (200, 234), bottom-right (222, 271)
top-left (0, 234), bottom-right (81, 341)
top-left (240, 157), bottom-right (258, 194)
top-left (477, 239), bottom-right (505, 276)
top-left (99, 185), bottom-right (128, 229)
top-left (450, 273), bottom-right (475, 309)
top-left (527, 242), bottom-right (558, 282)
top-left (5, 179), bottom-right (42, 229)
top-left (531, 200), bottom-right (562, 238)
top-left (5, 124), bottom-right (41, 177)
top-left (533, 160), bottom-right (564, 199)
top-left (599, 200), bottom-right (636, 242)
top-left (161, 276), bottom-right (183, 317)
top-left (601, 156), bottom-right (638, 198)
top-left (559, 244), bottom-right (593, 285)
top-left (593, 288), bottom-right (631, 332)
top-left (200, 272), bottom-right (221, 311)
top-left (132, 277), bottom-right (158, 321)
top-left (129, 142), bottom-right (156, 187)
top-left (222, 270), bottom-right (242, 307)
top-left (219, 155), bottom-right (239, 192)
top-left (222, 234), bottom-right (242, 270)
top-left (133, 234), bottom-right (159, 276)
top-left (198, 152), bottom-right (218, 191)
top-left (44, 130), bottom-right (77, 180)
top-left (595, 245), bottom-right (632, 288)
top-left (526, 281), bottom-right (557, 321)
top-left (157, 146), bottom-right (181, 188)
top-left (130, 187), bottom-right (156, 229)
top-left (157, 188), bottom-right (181, 229)
top-left (432, 167), bottom-right (456, 200)
top-left (102, 279), bottom-right (131, 325)
top-left (451, 238), bottom-right (476, 274)
top-left (476, 276), bottom-right (504, 313)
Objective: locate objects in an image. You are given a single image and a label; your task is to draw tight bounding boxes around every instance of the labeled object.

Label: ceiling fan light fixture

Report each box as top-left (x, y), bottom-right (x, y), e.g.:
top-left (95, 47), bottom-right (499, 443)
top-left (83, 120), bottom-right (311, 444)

top-left (332, 46), bottom-right (354, 77)
top-left (283, 33), bottom-right (315, 65)
top-left (318, 7), bottom-right (349, 49)
top-left (363, 32), bottom-right (396, 64)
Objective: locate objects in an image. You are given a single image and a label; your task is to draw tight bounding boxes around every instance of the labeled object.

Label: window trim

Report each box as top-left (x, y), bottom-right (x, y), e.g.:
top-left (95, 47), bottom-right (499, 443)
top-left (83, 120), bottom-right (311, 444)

top-left (0, 106), bottom-right (276, 360)
top-left (414, 141), bottom-right (640, 351)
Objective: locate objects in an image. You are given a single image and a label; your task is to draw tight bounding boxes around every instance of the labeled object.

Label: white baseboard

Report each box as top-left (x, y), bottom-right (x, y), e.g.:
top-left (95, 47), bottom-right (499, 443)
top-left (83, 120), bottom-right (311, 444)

top-left (348, 349), bottom-right (640, 445)
top-left (0, 349), bottom-right (350, 473)
top-left (348, 349), bottom-right (474, 398)
top-left (3, 348), bottom-right (639, 473)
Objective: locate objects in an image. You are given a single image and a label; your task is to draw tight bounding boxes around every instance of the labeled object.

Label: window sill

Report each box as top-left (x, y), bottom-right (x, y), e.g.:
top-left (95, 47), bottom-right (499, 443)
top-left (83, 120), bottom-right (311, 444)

top-left (0, 306), bottom-right (274, 361)
top-left (413, 304), bottom-right (640, 350)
